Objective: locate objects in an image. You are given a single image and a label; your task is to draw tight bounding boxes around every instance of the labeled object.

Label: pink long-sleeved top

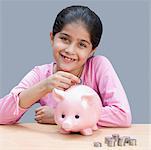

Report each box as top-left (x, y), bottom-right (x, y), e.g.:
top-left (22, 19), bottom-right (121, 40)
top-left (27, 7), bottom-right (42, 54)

top-left (0, 56), bottom-right (132, 126)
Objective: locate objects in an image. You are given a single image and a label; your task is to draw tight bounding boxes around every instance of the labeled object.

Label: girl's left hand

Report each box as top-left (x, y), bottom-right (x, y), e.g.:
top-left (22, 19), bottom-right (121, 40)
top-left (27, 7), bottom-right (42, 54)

top-left (35, 106), bottom-right (56, 124)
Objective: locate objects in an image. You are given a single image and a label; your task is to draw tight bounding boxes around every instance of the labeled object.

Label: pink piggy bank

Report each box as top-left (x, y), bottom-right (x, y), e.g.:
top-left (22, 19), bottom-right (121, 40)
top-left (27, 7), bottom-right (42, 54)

top-left (52, 85), bottom-right (102, 136)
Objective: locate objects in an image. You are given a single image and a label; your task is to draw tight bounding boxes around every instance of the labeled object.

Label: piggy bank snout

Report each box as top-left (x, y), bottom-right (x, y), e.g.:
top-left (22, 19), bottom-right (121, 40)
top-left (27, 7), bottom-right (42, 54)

top-left (62, 120), bottom-right (72, 130)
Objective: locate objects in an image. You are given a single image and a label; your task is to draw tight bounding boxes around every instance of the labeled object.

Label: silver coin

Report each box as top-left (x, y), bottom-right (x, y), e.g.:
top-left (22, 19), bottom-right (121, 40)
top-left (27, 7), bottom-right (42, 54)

top-left (93, 142), bottom-right (102, 147)
top-left (112, 134), bottom-right (120, 142)
top-left (129, 139), bottom-right (137, 146)
top-left (107, 138), bottom-right (116, 147)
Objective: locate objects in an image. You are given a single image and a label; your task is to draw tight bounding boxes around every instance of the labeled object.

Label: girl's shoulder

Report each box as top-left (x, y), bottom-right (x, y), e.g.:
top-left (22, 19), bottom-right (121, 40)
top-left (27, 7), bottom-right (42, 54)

top-left (32, 63), bottom-right (53, 79)
top-left (91, 55), bottom-right (109, 62)
top-left (88, 55), bottom-right (112, 69)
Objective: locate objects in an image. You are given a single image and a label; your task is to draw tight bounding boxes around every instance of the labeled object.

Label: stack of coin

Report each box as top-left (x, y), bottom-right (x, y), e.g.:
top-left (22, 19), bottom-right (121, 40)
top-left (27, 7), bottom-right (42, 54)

top-left (104, 134), bottom-right (137, 147)
top-left (107, 138), bottom-right (116, 147)
top-left (104, 136), bottom-right (112, 144)
top-left (129, 139), bottom-right (137, 146)
top-left (112, 134), bottom-right (120, 142)
top-left (93, 142), bottom-right (102, 147)
top-left (94, 134), bottom-right (137, 148)
top-left (118, 137), bottom-right (126, 146)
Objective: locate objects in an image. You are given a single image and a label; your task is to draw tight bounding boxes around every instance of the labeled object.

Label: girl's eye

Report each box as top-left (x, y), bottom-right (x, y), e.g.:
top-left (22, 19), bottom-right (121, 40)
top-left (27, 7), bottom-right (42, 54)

top-left (60, 37), bottom-right (69, 42)
top-left (79, 42), bottom-right (87, 48)
top-left (62, 114), bottom-right (65, 118)
top-left (75, 115), bottom-right (80, 119)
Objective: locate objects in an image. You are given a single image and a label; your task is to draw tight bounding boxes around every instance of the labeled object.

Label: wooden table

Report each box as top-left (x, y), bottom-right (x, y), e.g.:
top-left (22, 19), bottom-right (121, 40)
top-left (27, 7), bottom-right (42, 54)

top-left (0, 123), bottom-right (150, 150)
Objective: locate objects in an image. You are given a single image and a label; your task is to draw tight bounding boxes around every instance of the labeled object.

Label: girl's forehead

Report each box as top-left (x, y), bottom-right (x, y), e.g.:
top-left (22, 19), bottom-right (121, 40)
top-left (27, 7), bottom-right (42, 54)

top-left (62, 21), bottom-right (88, 32)
top-left (60, 22), bottom-right (91, 41)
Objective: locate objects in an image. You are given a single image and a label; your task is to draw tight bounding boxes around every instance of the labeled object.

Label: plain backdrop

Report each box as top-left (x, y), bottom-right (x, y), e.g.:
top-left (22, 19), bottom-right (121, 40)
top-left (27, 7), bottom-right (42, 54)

top-left (0, 0), bottom-right (150, 123)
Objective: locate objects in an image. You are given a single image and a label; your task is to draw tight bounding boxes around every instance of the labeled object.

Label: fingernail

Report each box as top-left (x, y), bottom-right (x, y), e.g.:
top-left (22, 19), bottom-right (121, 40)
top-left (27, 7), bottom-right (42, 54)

top-left (78, 79), bottom-right (82, 84)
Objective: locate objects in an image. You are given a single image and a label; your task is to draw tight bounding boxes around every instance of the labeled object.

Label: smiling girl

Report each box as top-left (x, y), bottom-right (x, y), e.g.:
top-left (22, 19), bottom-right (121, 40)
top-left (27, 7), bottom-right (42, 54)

top-left (0, 5), bottom-right (131, 127)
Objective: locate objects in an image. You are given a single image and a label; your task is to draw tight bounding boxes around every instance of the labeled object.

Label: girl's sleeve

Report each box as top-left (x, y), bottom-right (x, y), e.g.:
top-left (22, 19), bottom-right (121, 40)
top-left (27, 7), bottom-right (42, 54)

top-left (95, 56), bottom-right (132, 127)
top-left (0, 66), bottom-right (41, 124)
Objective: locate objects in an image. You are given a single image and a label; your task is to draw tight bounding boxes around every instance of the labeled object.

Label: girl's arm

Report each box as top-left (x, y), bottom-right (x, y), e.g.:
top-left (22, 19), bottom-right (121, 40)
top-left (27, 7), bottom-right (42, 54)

top-left (0, 66), bottom-right (43, 124)
top-left (0, 65), bottom-right (80, 125)
top-left (18, 79), bottom-right (48, 109)
top-left (95, 56), bottom-right (132, 127)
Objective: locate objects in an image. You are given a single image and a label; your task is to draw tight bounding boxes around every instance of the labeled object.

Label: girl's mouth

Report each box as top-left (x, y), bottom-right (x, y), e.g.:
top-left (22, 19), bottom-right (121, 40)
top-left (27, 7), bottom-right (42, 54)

top-left (60, 54), bottom-right (76, 63)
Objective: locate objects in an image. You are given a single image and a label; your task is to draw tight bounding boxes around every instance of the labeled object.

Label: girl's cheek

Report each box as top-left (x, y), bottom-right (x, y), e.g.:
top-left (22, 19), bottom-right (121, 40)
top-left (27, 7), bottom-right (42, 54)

top-left (54, 41), bottom-right (68, 50)
top-left (80, 52), bottom-right (90, 60)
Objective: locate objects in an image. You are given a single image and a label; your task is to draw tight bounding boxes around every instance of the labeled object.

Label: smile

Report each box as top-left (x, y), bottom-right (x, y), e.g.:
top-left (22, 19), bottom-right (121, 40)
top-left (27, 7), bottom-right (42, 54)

top-left (60, 54), bottom-right (76, 62)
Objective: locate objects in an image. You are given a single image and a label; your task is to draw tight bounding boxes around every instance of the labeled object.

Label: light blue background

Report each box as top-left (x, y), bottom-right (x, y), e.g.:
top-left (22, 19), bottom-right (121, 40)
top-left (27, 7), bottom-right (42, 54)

top-left (0, 0), bottom-right (150, 123)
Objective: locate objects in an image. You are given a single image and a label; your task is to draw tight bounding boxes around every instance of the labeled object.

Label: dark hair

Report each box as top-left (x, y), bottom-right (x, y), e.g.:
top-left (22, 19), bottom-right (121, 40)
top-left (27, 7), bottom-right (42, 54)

top-left (52, 5), bottom-right (103, 49)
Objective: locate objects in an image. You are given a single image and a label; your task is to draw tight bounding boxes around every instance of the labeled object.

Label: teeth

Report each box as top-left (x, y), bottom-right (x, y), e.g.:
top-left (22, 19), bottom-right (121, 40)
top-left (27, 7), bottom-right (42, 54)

top-left (62, 54), bottom-right (75, 61)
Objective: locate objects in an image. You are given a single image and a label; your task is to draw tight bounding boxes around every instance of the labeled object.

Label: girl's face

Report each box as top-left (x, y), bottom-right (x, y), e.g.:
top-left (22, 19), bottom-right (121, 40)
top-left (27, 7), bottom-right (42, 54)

top-left (50, 22), bottom-right (95, 75)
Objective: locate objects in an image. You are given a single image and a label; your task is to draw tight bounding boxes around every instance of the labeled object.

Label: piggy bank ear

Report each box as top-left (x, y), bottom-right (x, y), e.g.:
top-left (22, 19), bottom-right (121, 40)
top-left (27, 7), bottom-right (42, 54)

top-left (52, 88), bottom-right (65, 102)
top-left (81, 94), bottom-right (95, 108)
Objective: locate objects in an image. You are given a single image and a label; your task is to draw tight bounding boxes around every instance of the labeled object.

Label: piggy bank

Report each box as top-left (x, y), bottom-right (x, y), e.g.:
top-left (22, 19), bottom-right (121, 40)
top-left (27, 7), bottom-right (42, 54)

top-left (52, 85), bottom-right (102, 136)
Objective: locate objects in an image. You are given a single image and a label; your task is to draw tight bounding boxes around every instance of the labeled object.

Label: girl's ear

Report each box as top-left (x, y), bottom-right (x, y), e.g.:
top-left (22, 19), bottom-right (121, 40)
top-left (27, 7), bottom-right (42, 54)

top-left (50, 32), bottom-right (54, 46)
top-left (89, 48), bottom-right (96, 58)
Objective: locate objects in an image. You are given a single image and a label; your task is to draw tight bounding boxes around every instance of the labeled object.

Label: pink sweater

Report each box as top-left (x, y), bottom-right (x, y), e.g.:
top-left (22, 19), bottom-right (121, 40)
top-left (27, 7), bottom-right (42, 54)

top-left (0, 56), bottom-right (132, 126)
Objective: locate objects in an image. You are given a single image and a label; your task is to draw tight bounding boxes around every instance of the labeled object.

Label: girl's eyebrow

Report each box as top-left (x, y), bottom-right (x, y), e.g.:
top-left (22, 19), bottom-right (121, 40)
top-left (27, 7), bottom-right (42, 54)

top-left (59, 32), bottom-right (91, 45)
top-left (59, 32), bottom-right (70, 37)
top-left (80, 39), bottom-right (91, 45)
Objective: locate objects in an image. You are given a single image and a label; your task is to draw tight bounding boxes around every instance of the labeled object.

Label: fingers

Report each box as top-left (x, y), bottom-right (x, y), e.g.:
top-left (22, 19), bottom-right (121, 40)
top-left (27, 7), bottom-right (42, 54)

top-left (35, 106), bottom-right (44, 113)
top-left (58, 76), bottom-right (72, 86)
top-left (35, 111), bottom-right (46, 123)
top-left (35, 114), bottom-right (43, 120)
top-left (35, 106), bottom-right (48, 116)
top-left (35, 116), bottom-right (55, 124)
top-left (35, 114), bottom-right (43, 123)
top-left (35, 111), bottom-right (55, 124)
top-left (35, 106), bottom-right (56, 124)
top-left (46, 71), bottom-right (81, 91)
top-left (35, 110), bottom-right (43, 115)
top-left (53, 71), bottom-right (81, 90)
top-left (57, 80), bottom-right (72, 90)
top-left (35, 106), bottom-right (54, 123)
top-left (61, 71), bottom-right (81, 84)
top-left (35, 108), bottom-right (43, 122)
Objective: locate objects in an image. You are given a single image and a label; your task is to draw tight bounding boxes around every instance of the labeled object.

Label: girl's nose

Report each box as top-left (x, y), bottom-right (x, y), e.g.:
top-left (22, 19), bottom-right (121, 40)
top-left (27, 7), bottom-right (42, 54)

top-left (64, 44), bottom-right (76, 54)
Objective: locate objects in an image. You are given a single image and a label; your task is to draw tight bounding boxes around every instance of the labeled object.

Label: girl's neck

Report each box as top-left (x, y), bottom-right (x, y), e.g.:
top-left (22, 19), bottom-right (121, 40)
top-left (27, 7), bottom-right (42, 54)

top-left (53, 63), bottom-right (83, 78)
top-left (74, 66), bottom-right (83, 78)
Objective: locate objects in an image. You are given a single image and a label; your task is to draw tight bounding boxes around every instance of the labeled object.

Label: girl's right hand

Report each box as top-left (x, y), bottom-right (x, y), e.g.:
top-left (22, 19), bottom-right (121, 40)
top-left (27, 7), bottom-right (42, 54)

top-left (44, 71), bottom-right (81, 92)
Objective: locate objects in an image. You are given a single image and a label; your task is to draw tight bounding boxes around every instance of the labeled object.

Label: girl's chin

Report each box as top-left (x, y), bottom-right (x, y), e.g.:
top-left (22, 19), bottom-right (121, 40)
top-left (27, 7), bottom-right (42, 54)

top-left (57, 65), bottom-right (74, 72)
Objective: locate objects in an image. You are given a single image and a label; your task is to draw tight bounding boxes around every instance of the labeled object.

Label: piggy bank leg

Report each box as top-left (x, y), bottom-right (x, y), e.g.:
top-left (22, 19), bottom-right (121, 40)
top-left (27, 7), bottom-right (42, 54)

top-left (92, 124), bottom-right (98, 131)
top-left (60, 128), bottom-right (71, 134)
top-left (80, 128), bottom-right (93, 136)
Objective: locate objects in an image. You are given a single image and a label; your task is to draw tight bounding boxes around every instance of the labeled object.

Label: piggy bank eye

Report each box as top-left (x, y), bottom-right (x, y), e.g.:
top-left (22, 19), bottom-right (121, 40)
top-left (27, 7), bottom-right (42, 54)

top-left (62, 114), bottom-right (65, 118)
top-left (75, 115), bottom-right (80, 119)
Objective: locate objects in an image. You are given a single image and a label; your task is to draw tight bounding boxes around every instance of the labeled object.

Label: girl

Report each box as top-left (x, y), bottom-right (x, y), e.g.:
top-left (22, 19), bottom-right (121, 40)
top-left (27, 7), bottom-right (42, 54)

top-left (0, 5), bottom-right (131, 126)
